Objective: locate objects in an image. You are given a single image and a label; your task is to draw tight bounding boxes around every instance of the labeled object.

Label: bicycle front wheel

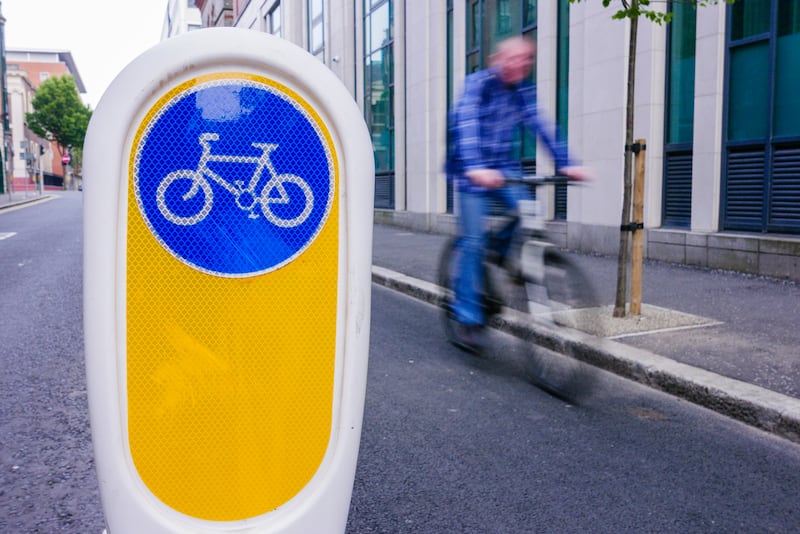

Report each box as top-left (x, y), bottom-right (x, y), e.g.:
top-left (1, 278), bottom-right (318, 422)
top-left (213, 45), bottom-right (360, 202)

top-left (523, 250), bottom-right (598, 403)
top-left (527, 250), bottom-right (597, 327)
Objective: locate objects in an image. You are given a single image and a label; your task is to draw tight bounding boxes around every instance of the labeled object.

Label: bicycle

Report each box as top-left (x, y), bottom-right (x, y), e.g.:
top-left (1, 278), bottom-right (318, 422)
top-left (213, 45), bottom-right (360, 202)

top-left (156, 132), bottom-right (313, 227)
top-left (438, 175), bottom-right (597, 402)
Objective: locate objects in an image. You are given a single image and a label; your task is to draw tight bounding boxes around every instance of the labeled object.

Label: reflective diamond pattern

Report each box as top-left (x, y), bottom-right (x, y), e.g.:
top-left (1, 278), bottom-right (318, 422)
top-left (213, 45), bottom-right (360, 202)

top-left (133, 77), bottom-right (334, 277)
top-left (125, 73), bottom-right (339, 521)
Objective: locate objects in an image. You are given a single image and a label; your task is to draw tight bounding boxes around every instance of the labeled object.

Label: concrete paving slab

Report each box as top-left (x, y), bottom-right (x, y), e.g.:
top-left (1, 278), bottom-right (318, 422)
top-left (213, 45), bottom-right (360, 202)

top-left (566, 304), bottom-right (723, 339)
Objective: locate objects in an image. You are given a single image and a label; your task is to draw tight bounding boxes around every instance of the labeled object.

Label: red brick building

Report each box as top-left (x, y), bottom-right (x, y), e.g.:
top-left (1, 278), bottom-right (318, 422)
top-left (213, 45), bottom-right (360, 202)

top-left (6, 49), bottom-right (86, 190)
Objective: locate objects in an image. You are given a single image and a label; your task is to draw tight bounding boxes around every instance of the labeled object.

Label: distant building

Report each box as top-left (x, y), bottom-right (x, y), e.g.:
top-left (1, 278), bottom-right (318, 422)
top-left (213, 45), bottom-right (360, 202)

top-left (162, 0), bottom-right (202, 39)
top-left (6, 49), bottom-right (86, 190)
top-left (195, 0), bottom-right (235, 29)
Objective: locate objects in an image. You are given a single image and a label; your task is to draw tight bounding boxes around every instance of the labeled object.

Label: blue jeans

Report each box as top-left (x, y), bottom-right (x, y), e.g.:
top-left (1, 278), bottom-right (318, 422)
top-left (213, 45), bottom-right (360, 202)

top-left (453, 185), bottom-right (527, 326)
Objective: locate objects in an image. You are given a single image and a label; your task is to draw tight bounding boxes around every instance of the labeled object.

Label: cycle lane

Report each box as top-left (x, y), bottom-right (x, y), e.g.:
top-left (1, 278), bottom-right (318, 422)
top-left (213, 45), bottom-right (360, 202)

top-left (370, 222), bottom-right (800, 444)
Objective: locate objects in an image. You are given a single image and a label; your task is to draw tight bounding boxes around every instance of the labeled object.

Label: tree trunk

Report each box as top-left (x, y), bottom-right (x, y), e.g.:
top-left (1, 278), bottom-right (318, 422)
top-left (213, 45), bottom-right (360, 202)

top-left (613, 1), bottom-right (639, 318)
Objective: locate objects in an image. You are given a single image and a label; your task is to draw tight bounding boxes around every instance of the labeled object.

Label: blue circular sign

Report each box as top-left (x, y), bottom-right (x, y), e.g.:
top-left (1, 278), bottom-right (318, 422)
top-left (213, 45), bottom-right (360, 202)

top-left (133, 75), bottom-right (334, 277)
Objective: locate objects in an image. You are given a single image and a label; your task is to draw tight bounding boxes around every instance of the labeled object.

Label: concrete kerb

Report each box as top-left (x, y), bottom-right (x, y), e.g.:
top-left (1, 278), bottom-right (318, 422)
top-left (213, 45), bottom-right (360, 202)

top-left (0, 194), bottom-right (55, 212)
top-left (371, 265), bottom-right (800, 444)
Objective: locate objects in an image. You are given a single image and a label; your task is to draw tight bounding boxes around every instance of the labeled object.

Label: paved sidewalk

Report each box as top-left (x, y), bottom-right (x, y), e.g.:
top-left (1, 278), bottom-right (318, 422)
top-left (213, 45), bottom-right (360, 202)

top-left (0, 190), bottom-right (55, 212)
top-left (371, 222), bottom-right (800, 444)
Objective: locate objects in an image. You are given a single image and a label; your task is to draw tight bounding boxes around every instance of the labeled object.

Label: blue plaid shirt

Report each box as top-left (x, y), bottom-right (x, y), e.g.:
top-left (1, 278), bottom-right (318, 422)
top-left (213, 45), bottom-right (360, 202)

top-left (446, 67), bottom-right (572, 192)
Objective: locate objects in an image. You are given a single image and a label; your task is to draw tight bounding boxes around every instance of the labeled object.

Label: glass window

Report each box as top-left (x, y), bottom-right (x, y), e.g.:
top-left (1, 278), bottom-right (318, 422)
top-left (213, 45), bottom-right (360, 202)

top-left (467, 1), bottom-right (481, 73)
top-left (366, 48), bottom-right (393, 172)
top-left (730, 0), bottom-right (770, 40)
top-left (555, 0), bottom-right (569, 219)
top-left (482, 0), bottom-right (522, 66)
top-left (471, 1), bottom-right (539, 73)
top-left (524, 0), bottom-right (537, 28)
top-left (778, 0), bottom-right (800, 36)
top-left (728, 42), bottom-right (770, 141)
top-left (520, 27), bottom-right (537, 161)
top-left (364, 0), bottom-right (395, 197)
top-left (447, 0), bottom-right (455, 213)
top-left (497, 0), bottom-right (512, 35)
top-left (666, 1), bottom-right (696, 144)
top-left (467, 53), bottom-right (481, 74)
top-left (311, 24), bottom-right (323, 50)
top-left (774, 0), bottom-right (800, 137)
top-left (269, 3), bottom-right (282, 37)
top-left (368, 3), bottom-right (391, 52)
top-left (309, 0), bottom-right (323, 18)
top-left (468, 1), bottom-right (480, 50)
top-left (556, 0), bottom-right (569, 137)
top-left (447, 0), bottom-right (455, 106)
top-left (726, 0), bottom-right (774, 142)
top-left (308, 0), bottom-right (324, 60)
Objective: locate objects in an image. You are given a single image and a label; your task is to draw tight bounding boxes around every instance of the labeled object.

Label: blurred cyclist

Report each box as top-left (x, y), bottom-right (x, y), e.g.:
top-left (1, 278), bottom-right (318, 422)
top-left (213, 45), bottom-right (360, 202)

top-left (445, 36), bottom-right (588, 353)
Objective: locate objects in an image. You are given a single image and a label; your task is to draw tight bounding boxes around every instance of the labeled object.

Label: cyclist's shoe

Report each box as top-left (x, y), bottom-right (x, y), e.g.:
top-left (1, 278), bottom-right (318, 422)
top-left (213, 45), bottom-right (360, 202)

top-left (451, 323), bottom-right (487, 354)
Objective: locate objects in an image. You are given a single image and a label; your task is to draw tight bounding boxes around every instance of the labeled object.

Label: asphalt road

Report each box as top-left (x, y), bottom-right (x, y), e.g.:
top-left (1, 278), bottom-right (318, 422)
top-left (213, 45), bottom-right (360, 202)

top-left (2, 192), bottom-right (800, 533)
top-left (0, 193), bottom-right (100, 532)
top-left (348, 285), bottom-right (800, 533)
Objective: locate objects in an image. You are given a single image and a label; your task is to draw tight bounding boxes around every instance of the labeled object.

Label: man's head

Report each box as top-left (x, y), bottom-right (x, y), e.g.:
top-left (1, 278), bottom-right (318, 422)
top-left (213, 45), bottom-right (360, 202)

top-left (489, 36), bottom-right (536, 84)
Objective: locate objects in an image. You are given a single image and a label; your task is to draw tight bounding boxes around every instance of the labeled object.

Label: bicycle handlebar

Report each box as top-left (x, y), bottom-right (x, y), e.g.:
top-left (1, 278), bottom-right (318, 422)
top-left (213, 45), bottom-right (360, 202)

top-left (505, 175), bottom-right (578, 186)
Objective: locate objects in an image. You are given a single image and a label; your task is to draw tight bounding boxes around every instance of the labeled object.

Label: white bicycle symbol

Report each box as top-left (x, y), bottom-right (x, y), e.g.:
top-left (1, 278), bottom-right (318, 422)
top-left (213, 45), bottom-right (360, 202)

top-left (156, 133), bottom-right (313, 227)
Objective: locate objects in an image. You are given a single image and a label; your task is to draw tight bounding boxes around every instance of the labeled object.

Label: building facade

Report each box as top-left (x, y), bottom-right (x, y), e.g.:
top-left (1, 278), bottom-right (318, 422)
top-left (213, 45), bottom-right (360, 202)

top-left (190, 0), bottom-right (800, 280)
top-left (5, 49), bottom-right (86, 190)
top-left (162, 0), bottom-right (202, 39)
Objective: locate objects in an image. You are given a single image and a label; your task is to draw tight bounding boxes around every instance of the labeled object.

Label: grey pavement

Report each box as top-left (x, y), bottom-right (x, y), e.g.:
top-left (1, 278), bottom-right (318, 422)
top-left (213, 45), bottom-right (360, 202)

top-left (0, 190), bottom-right (55, 213)
top-left (371, 222), bottom-right (800, 444)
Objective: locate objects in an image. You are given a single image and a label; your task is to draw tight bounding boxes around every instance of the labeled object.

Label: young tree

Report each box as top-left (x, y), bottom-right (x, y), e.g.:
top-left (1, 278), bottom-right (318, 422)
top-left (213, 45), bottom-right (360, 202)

top-left (569, 0), bottom-right (733, 317)
top-left (25, 75), bottom-right (92, 165)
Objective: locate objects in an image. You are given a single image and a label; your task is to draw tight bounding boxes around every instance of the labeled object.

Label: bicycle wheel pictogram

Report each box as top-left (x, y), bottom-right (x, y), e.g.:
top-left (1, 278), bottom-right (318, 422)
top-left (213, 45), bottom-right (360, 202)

top-left (156, 170), bottom-right (214, 226)
top-left (261, 174), bottom-right (313, 227)
top-left (133, 74), bottom-right (335, 277)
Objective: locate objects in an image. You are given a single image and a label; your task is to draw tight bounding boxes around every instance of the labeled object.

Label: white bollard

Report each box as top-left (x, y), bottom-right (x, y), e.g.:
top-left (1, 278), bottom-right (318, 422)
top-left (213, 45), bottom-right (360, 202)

top-left (83, 28), bottom-right (374, 533)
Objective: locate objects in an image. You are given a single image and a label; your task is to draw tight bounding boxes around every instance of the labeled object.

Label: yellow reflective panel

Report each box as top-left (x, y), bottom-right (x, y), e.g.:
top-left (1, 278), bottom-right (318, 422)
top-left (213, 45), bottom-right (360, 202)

top-left (126, 73), bottom-right (338, 521)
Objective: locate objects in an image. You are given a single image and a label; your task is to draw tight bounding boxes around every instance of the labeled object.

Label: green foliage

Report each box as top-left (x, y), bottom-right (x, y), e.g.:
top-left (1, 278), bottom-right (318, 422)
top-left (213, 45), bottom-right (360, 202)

top-left (570, 0), bottom-right (736, 25)
top-left (25, 75), bottom-right (92, 156)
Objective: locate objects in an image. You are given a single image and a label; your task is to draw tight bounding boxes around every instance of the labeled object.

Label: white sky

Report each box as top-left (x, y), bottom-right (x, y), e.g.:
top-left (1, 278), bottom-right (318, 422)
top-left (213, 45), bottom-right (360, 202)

top-left (4, 0), bottom-right (167, 108)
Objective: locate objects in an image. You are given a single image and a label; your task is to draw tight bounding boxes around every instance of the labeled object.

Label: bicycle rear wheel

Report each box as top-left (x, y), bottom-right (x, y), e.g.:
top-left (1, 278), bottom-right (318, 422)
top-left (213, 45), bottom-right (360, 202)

top-left (522, 250), bottom-right (597, 403)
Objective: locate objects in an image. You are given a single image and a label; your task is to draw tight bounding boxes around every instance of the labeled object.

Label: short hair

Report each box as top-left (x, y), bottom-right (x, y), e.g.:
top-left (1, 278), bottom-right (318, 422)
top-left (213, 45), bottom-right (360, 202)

top-left (489, 36), bottom-right (536, 66)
